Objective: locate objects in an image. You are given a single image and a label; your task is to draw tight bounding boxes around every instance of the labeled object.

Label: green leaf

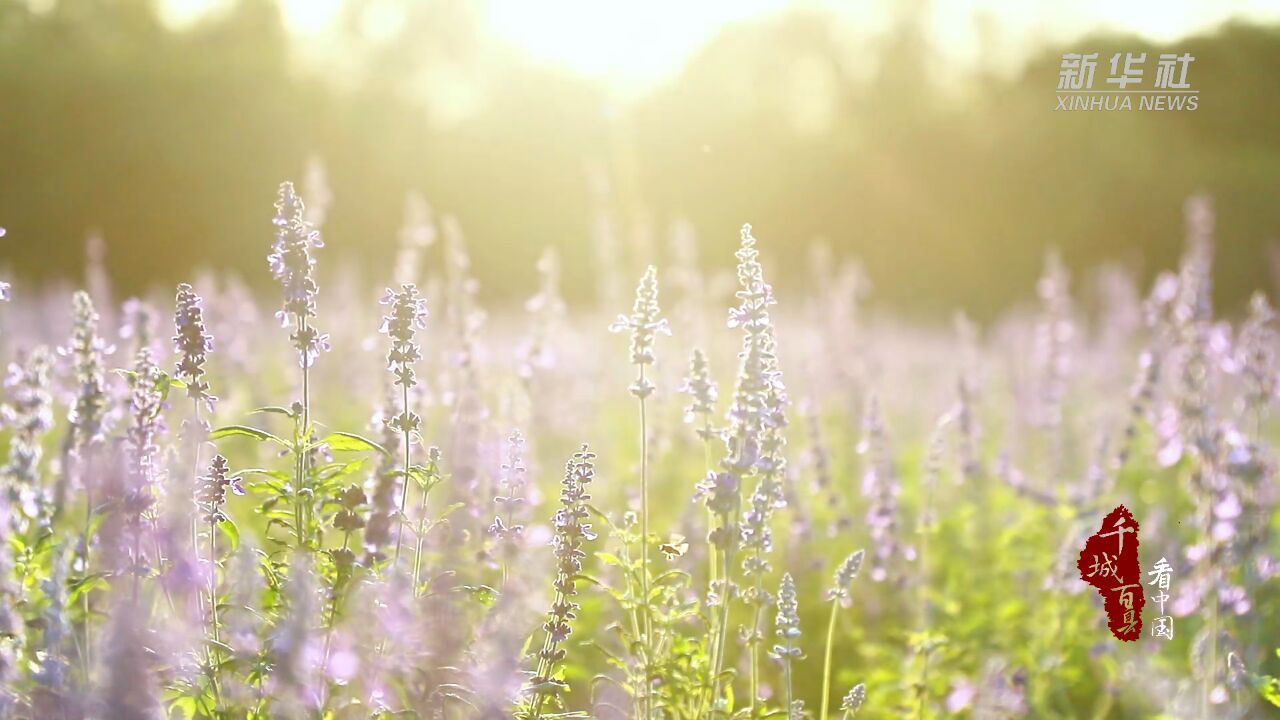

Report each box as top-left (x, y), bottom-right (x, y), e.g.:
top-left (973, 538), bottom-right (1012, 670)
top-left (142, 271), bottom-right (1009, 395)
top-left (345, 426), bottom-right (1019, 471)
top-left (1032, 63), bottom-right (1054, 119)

top-left (404, 465), bottom-right (442, 491)
top-left (457, 584), bottom-right (499, 607)
top-left (168, 695), bottom-right (198, 720)
top-left (317, 459), bottom-right (366, 481)
top-left (251, 405), bottom-right (296, 417)
top-left (595, 552), bottom-right (626, 568)
top-left (68, 573), bottom-right (109, 603)
top-left (235, 468), bottom-right (290, 480)
top-left (528, 679), bottom-right (569, 696)
top-left (436, 502), bottom-right (466, 521)
top-left (1255, 675), bottom-right (1280, 707)
top-left (217, 518), bottom-right (241, 553)
top-left (210, 425), bottom-right (289, 447)
top-left (321, 431), bottom-right (389, 455)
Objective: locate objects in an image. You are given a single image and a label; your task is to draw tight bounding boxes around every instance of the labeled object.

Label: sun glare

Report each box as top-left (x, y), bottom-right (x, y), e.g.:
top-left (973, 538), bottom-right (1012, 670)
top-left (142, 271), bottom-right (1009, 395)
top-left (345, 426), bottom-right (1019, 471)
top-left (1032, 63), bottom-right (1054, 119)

top-left (485, 0), bottom-right (789, 90)
top-left (159, 0), bottom-right (1280, 95)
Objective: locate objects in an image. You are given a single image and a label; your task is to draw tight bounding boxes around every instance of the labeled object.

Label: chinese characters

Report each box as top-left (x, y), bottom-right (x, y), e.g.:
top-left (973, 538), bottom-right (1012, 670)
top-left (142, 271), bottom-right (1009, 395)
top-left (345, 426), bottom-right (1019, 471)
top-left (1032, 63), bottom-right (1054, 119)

top-left (1078, 505), bottom-right (1146, 641)
top-left (1055, 52), bottom-right (1198, 112)
top-left (1148, 557), bottom-right (1174, 640)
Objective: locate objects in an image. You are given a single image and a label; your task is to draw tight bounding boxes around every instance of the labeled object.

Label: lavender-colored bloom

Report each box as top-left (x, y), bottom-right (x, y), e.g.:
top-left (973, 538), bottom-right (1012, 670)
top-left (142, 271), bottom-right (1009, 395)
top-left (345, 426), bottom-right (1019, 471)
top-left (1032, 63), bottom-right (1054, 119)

top-left (518, 247), bottom-right (565, 381)
top-left (771, 572), bottom-right (801, 657)
top-left (678, 347), bottom-right (717, 432)
top-left (841, 683), bottom-right (866, 716)
top-left (441, 216), bottom-right (489, 533)
top-left (693, 225), bottom-right (789, 622)
top-left (99, 597), bottom-right (164, 720)
top-left (609, 265), bottom-right (669, 399)
top-left (1172, 196), bottom-right (1216, 456)
top-left (3, 346), bottom-right (54, 494)
top-left (727, 224), bottom-right (790, 674)
top-left (1033, 251), bottom-right (1073, 434)
top-left (771, 572), bottom-right (805, 719)
top-left (860, 394), bottom-right (904, 583)
top-left (954, 370), bottom-right (983, 482)
top-left (124, 348), bottom-right (167, 497)
top-left (489, 430), bottom-right (529, 554)
top-left (119, 297), bottom-right (158, 356)
top-left (195, 454), bottom-right (242, 524)
top-left (64, 290), bottom-right (111, 452)
top-left (380, 284), bottom-right (429, 439)
top-left (380, 283), bottom-right (428, 389)
top-left (804, 401), bottom-right (847, 535)
top-left (826, 549), bottom-right (865, 607)
top-left (551, 446), bottom-right (597, 592)
top-left (531, 445), bottom-right (597, 688)
top-left (1236, 291), bottom-right (1278, 422)
top-left (269, 181), bottom-right (330, 368)
top-left (173, 283), bottom-right (216, 411)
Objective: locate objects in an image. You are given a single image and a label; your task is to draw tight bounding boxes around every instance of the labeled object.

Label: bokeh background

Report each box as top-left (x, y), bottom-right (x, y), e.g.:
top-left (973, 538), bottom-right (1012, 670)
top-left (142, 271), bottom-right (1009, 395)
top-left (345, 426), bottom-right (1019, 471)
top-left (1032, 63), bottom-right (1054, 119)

top-left (2, 0), bottom-right (1280, 318)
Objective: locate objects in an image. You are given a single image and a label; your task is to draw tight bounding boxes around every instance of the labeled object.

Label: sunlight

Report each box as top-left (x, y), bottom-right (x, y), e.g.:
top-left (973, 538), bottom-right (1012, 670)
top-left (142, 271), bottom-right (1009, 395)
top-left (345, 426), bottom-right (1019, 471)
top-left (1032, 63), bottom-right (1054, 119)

top-left (162, 0), bottom-right (344, 33)
top-left (278, 0), bottom-right (345, 34)
top-left (485, 0), bottom-right (788, 90)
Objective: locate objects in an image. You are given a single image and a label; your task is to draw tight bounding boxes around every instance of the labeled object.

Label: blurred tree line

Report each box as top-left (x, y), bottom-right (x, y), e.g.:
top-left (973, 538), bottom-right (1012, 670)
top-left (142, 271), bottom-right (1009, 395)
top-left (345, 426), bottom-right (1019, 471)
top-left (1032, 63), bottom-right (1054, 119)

top-left (2, 0), bottom-right (1279, 318)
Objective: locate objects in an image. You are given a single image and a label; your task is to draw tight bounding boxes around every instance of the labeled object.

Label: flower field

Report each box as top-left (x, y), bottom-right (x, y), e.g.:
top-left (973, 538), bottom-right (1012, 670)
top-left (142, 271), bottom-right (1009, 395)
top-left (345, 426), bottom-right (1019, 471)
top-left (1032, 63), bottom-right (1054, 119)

top-left (0, 187), bottom-right (1276, 719)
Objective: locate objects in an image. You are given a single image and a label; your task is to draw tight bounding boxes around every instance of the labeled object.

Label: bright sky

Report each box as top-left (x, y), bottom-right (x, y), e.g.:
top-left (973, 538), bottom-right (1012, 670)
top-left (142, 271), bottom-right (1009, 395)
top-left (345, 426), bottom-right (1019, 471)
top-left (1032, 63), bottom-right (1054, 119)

top-left (163, 0), bottom-right (1280, 92)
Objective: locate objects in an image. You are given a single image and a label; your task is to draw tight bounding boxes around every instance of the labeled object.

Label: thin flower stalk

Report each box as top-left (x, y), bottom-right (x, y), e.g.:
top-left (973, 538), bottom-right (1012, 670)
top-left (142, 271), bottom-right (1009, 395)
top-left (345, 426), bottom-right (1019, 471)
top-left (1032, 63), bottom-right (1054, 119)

top-left (680, 347), bottom-right (719, 583)
top-left (822, 550), bottom-right (864, 720)
top-left (269, 182), bottom-right (328, 548)
top-left (697, 224), bottom-right (784, 714)
top-left (380, 283), bottom-right (428, 568)
top-left (411, 447), bottom-right (443, 592)
top-left (194, 453), bottom-right (241, 700)
top-left (489, 430), bottom-right (529, 588)
top-left (609, 264), bottom-right (668, 715)
top-left (771, 572), bottom-right (803, 720)
top-left (527, 445), bottom-right (597, 720)
top-left (62, 290), bottom-right (110, 677)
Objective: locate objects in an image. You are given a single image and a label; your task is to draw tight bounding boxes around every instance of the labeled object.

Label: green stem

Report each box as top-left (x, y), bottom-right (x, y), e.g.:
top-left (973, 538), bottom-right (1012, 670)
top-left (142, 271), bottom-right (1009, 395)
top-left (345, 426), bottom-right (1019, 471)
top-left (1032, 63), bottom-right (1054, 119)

top-left (821, 600), bottom-right (839, 720)
top-left (297, 312), bottom-right (313, 550)
top-left (748, 548), bottom-right (765, 709)
top-left (638, 369), bottom-right (652, 718)
top-left (916, 650), bottom-right (930, 719)
top-left (208, 516), bottom-right (222, 705)
top-left (702, 420), bottom-right (716, 590)
top-left (1203, 464), bottom-right (1218, 720)
top-left (784, 638), bottom-right (794, 716)
top-left (321, 532), bottom-right (351, 696)
top-left (78, 452), bottom-right (94, 682)
top-left (529, 587), bottom-right (568, 720)
top-left (393, 383), bottom-right (412, 568)
top-left (411, 465), bottom-right (433, 594)
top-left (711, 541), bottom-right (735, 711)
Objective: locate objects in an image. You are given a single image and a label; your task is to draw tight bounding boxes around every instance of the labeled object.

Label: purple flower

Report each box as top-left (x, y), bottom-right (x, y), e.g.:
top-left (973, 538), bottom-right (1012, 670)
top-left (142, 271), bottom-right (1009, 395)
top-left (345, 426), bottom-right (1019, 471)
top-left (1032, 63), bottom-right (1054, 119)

top-left (173, 283), bottom-right (216, 411)
top-left (269, 182), bottom-right (329, 368)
